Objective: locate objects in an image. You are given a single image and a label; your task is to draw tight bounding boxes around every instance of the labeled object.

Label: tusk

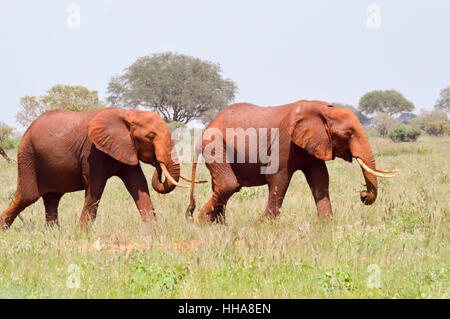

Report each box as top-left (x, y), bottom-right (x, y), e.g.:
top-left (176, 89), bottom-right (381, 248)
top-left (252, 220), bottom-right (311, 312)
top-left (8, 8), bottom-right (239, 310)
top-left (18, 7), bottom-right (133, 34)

top-left (159, 163), bottom-right (189, 188)
top-left (180, 173), bottom-right (207, 184)
top-left (356, 158), bottom-right (397, 178)
top-left (375, 168), bottom-right (399, 173)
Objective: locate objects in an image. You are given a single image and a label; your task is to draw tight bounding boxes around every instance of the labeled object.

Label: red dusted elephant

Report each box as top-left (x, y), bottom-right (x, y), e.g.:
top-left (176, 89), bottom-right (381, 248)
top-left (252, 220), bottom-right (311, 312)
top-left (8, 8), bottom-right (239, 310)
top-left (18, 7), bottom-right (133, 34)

top-left (187, 100), bottom-right (397, 223)
top-left (0, 107), bottom-right (202, 230)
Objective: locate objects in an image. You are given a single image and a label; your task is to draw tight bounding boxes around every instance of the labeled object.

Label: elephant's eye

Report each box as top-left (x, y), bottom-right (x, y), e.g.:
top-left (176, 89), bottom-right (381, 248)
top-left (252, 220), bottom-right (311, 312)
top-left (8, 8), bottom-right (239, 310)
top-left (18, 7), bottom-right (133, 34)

top-left (346, 128), bottom-right (355, 138)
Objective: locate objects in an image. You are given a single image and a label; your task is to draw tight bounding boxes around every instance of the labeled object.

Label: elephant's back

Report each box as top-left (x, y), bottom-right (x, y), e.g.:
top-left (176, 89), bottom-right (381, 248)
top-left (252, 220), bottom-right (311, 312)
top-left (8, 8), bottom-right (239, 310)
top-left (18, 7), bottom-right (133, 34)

top-left (207, 102), bottom-right (293, 130)
top-left (29, 109), bottom-right (98, 135)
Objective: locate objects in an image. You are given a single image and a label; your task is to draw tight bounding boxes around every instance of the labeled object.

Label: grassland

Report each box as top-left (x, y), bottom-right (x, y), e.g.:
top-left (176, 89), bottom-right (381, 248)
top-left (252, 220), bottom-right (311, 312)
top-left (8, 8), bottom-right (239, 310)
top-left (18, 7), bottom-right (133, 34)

top-left (0, 136), bottom-right (448, 298)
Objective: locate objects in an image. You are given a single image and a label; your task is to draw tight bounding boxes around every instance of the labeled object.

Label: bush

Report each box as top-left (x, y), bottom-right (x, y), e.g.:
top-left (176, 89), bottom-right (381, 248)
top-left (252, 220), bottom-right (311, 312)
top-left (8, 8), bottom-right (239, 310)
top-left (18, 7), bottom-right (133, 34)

top-left (167, 121), bottom-right (186, 132)
top-left (372, 113), bottom-right (398, 137)
top-left (364, 127), bottom-right (379, 138)
top-left (411, 109), bottom-right (448, 131)
top-left (1, 138), bottom-right (20, 150)
top-left (388, 124), bottom-right (421, 142)
top-left (424, 121), bottom-right (449, 136)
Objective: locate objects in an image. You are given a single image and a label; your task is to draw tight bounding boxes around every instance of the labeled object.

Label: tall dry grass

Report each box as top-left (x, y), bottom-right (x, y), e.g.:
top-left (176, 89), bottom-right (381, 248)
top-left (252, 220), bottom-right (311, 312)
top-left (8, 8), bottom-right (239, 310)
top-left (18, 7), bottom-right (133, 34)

top-left (0, 136), bottom-right (448, 298)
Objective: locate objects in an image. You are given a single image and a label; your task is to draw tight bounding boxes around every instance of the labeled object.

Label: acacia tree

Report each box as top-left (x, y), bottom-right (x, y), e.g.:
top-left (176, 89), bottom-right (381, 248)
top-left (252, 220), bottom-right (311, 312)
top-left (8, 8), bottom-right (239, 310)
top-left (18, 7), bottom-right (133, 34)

top-left (435, 86), bottom-right (450, 113)
top-left (107, 52), bottom-right (238, 124)
top-left (359, 90), bottom-right (414, 116)
top-left (16, 85), bottom-right (104, 127)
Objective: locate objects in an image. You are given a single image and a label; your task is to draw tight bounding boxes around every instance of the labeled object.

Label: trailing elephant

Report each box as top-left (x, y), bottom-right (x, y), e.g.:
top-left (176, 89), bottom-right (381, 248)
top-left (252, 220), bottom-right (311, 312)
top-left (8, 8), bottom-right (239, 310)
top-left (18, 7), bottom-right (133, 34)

top-left (0, 107), bottom-right (202, 230)
top-left (0, 146), bottom-right (14, 163)
top-left (187, 100), bottom-right (397, 223)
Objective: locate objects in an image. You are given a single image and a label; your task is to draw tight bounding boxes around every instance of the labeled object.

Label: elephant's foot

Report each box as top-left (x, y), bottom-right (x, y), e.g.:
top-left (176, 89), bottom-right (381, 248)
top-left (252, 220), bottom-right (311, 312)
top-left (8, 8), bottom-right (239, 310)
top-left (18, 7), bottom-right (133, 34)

top-left (0, 215), bottom-right (10, 230)
top-left (198, 210), bottom-right (225, 225)
top-left (140, 210), bottom-right (156, 224)
top-left (254, 211), bottom-right (280, 226)
top-left (317, 211), bottom-right (333, 219)
top-left (45, 218), bottom-right (60, 228)
top-left (0, 213), bottom-right (19, 230)
top-left (316, 199), bottom-right (333, 219)
top-left (79, 214), bottom-right (96, 231)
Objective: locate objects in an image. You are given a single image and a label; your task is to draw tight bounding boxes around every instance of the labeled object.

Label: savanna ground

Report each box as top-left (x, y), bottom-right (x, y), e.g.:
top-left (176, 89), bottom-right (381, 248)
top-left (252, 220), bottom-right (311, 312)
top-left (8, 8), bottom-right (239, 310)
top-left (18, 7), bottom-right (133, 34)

top-left (0, 136), bottom-right (448, 298)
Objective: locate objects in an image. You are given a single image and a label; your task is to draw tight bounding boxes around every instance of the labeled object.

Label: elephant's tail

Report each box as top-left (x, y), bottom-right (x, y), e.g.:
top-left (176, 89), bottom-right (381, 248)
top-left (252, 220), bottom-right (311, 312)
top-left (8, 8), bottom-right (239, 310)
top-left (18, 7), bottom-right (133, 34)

top-left (185, 137), bottom-right (202, 221)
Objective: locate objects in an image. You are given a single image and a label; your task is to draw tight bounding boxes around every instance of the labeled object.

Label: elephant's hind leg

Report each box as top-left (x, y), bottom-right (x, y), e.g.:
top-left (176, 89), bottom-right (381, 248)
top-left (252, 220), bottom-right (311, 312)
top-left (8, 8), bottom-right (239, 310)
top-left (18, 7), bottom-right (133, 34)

top-left (0, 138), bottom-right (40, 229)
top-left (42, 193), bottom-right (63, 226)
top-left (0, 193), bottom-right (40, 229)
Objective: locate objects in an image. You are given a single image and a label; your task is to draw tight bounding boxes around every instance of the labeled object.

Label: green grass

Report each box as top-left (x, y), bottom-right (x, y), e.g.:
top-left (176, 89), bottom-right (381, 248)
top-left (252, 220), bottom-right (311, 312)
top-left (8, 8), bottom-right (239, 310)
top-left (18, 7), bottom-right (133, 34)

top-left (0, 136), bottom-right (448, 298)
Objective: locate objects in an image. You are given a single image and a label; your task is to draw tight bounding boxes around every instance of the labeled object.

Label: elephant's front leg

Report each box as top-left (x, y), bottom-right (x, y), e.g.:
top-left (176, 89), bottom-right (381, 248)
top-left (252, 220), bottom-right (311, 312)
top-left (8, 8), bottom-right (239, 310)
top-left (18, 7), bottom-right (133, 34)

top-left (259, 171), bottom-right (291, 221)
top-left (80, 179), bottom-right (107, 229)
top-left (198, 163), bottom-right (240, 224)
top-left (118, 165), bottom-right (155, 223)
top-left (303, 160), bottom-right (332, 218)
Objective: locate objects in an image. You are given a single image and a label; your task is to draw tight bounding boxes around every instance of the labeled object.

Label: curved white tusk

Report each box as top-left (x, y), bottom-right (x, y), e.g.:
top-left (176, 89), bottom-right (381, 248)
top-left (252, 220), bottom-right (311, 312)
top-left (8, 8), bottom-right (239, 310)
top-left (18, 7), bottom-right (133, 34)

top-left (159, 163), bottom-right (189, 188)
top-left (356, 158), bottom-right (397, 178)
top-left (375, 168), bottom-right (399, 173)
top-left (180, 173), bottom-right (207, 184)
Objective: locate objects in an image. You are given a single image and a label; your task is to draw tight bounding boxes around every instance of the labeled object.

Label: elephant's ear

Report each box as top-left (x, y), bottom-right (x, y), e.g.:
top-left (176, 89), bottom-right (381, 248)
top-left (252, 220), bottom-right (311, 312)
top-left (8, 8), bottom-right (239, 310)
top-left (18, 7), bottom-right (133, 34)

top-left (88, 108), bottom-right (139, 166)
top-left (288, 101), bottom-right (333, 161)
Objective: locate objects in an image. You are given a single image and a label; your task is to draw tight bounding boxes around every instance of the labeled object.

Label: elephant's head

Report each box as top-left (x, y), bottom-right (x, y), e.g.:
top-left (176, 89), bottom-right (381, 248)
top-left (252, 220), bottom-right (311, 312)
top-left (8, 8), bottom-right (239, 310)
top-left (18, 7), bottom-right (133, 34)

top-left (88, 107), bottom-right (187, 193)
top-left (288, 100), bottom-right (397, 206)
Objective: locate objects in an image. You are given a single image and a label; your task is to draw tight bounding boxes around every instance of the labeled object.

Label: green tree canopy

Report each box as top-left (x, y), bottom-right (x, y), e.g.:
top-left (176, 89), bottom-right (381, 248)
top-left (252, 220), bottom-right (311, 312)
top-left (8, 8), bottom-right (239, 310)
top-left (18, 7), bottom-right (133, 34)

top-left (331, 102), bottom-right (370, 126)
top-left (434, 86), bottom-right (450, 113)
top-left (16, 85), bottom-right (104, 127)
top-left (359, 90), bottom-right (414, 116)
top-left (107, 52), bottom-right (238, 124)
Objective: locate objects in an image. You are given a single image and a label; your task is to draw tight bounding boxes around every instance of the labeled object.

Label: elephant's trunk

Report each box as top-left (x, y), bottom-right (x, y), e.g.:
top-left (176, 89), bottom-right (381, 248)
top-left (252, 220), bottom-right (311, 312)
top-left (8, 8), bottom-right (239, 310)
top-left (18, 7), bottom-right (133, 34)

top-left (350, 136), bottom-right (378, 205)
top-left (359, 153), bottom-right (377, 205)
top-left (151, 146), bottom-right (181, 194)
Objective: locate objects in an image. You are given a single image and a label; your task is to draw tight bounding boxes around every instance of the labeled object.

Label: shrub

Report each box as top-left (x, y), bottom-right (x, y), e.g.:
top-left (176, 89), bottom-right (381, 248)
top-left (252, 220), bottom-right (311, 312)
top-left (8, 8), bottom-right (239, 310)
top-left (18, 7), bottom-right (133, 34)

top-left (371, 113), bottom-right (398, 137)
top-left (1, 138), bottom-right (20, 150)
top-left (424, 121), bottom-right (449, 136)
top-left (167, 121), bottom-right (187, 132)
top-left (388, 124), bottom-right (421, 142)
top-left (411, 109), bottom-right (448, 131)
top-left (364, 127), bottom-right (379, 138)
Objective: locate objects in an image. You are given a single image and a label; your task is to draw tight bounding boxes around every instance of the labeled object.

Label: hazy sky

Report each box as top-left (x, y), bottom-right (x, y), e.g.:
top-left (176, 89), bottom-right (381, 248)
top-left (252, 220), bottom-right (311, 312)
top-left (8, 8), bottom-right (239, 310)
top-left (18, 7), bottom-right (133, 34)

top-left (1, 0), bottom-right (449, 129)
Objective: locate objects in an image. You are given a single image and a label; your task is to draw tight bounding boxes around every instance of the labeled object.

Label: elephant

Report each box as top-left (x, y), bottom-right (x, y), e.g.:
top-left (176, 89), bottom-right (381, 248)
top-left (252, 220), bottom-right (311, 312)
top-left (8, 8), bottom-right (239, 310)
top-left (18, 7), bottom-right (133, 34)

top-left (186, 100), bottom-right (397, 223)
top-left (0, 107), bottom-right (201, 230)
top-left (0, 146), bottom-right (14, 163)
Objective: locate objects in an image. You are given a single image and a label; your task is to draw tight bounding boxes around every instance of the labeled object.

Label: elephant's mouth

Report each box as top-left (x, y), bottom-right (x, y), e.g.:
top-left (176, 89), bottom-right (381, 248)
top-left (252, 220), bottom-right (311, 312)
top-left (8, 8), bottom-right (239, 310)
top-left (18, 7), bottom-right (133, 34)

top-left (334, 148), bottom-right (353, 162)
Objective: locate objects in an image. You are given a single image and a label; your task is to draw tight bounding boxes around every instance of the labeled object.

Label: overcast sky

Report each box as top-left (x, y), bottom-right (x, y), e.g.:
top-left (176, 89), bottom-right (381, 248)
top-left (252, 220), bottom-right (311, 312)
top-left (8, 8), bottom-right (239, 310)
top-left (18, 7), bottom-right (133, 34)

top-left (1, 0), bottom-right (449, 129)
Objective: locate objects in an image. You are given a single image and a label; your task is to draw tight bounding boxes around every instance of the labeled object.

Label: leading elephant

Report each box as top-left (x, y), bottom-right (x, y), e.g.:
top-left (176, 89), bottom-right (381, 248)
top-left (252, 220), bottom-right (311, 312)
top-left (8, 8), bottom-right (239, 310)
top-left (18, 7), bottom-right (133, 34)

top-left (187, 100), bottom-right (397, 223)
top-left (0, 107), bottom-right (200, 230)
